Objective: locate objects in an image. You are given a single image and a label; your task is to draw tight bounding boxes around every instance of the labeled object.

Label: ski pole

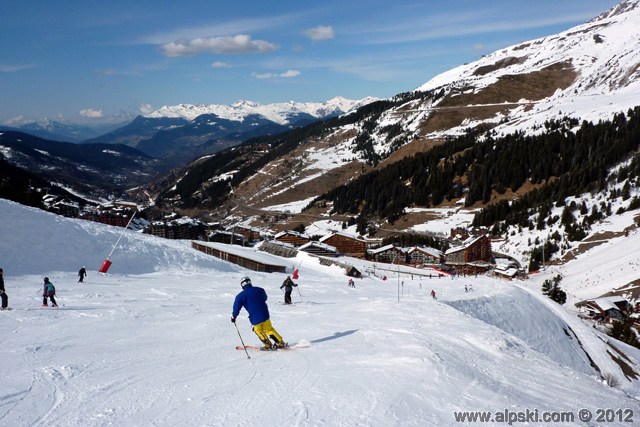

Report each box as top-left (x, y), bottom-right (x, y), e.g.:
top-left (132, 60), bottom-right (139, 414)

top-left (234, 322), bottom-right (251, 359)
top-left (296, 284), bottom-right (302, 301)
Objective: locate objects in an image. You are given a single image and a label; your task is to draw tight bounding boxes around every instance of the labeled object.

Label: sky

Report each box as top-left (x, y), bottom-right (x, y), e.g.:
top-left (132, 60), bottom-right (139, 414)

top-left (0, 0), bottom-right (620, 126)
top-left (1, 197), bottom-right (639, 425)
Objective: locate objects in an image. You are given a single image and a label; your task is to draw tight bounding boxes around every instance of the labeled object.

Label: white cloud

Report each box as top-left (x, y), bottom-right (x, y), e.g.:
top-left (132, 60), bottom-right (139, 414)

top-left (0, 64), bottom-right (36, 72)
top-left (79, 108), bottom-right (104, 118)
top-left (303, 25), bottom-right (335, 41)
top-left (252, 69), bottom-right (301, 79)
top-left (211, 61), bottom-right (231, 68)
top-left (138, 104), bottom-right (155, 114)
top-left (160, 34), bottom-right (278, 57)
top-left (4, 115), bottom-right (26, 126)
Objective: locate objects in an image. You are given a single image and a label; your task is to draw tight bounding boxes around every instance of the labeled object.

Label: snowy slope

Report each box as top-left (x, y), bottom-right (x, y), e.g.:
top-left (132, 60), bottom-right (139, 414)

top-left (1, 198), bottom-right (639, 426)
top-left (145, 96), bottom-right (377, 125)
top-left (417, 0), bottom-right (640, 138)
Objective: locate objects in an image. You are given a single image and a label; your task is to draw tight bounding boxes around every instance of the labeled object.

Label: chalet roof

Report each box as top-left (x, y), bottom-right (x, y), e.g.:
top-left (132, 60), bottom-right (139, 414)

top-left (275, 230), bottom-right (310, 239)
top-left (262, 240), bottom-right (296, 249)
top-left (369, 244), bottom-right (406, 255)
top-left (445, 245), bottom-right (464, 255)
top-left (445, 235), bottom-right (486, 255)
top-left (299, 241), bottom-right (338, 253)
top-left (407, 246), bottom-right (442, 258)
top-left (591, 297), bottom-right (628, 312)
top-left (494, 267), bottom-right (518, 277)
top-left (235, 224), bottom-right (263, 233)
top-left (320, 231), bottom-right (367, 243)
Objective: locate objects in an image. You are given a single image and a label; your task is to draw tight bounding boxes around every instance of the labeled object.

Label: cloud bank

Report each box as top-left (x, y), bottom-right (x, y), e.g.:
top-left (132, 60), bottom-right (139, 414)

top-left (161, 34), bottom-right (278, 57)
top-left (252, 69), bottom-right (301, 79)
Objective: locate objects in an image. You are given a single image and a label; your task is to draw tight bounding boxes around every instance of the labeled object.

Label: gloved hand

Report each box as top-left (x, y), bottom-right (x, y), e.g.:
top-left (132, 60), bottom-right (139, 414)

top-left (231, 316), bottom-right (236, 323)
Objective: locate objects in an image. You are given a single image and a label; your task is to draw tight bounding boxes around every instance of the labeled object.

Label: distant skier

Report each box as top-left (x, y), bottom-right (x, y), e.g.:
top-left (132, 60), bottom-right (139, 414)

top-left (468, 283), bottom-right (473, 292)
top-left (42, 277), bottom-right (58, 307)
top-left (431, 289), bottom-right (437, 300)
top-left (78, 266), bottom-right (87, 283)
top-left (464, 284), bottom-right (468, 293)
top-left (0, 268), bottom-right (8, 310)
top-left (232, 276), bottom-right (286, 350)
top-left (348, 278), bottom-right (355, 288)
top-left (280, 275), bottom-right (297, 305)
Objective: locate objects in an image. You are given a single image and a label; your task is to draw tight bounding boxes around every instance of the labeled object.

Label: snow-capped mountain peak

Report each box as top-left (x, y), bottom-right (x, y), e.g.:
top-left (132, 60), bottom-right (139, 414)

top-left (414, 0), bottom-right (640, 138)
top-left (144, 97), bottom-right (377, 125)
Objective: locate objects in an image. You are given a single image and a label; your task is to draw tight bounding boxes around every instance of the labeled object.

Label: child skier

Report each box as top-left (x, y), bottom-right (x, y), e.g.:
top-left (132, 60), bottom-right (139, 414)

top-left (42, 277), bottom-right (58, 307)
top-left (280, 275), bottom-right (297, 305)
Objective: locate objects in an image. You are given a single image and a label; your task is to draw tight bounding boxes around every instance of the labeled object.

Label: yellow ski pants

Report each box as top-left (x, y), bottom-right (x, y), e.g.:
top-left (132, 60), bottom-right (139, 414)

top-left (252, 319), bottom-right (284, 346)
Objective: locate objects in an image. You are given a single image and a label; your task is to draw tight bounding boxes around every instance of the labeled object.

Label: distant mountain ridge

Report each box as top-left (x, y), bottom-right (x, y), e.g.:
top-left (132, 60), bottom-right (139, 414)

top-left (86, 96), bottom-right (377, 166)
top-left (144, 96), bottom-right (378, 124)
top-left (0, 119), bottom-right (124, 143)
top-left (0, 131), bottom-right (159, 199)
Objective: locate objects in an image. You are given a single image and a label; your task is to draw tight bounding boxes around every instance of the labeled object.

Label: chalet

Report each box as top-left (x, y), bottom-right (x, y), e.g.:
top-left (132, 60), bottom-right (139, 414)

top-left (577, 297), bottom-right (629, 322)
top-left (406, 246), bottom-right (443, 265)
top-left (207, 230), bottom-right (246, 246)
top-left (320, 232), bottom-right (368, 258)
top-left (50, 201), bottom-right (80, 218)
top-left (274, 230), bottom-right (311, 247)
top-left (145, 217), bottom-right (205, 240)
top-left (368, 244), bottom-right (406, 264)
top-left (450, 227), bottom-right (470, 241)
top-left (233, 225), bottom-right (263, 243)
top-left (445, 235), bottom-right (492, 264)
top-left (493, 258), bottom-right (520, 279)
top-left (299, 241), bottom-right (339, 257)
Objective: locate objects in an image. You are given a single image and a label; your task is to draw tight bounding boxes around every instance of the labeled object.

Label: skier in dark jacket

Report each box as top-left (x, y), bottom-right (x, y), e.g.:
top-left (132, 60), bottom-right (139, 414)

top-left (78, 266), bottom-right (87, 283)
top-left (0, 268), bottom-right (8, 310)
top-left (42, 277), bottom-right (58, 307)
top-left (231, 276), bottom-right (286, 350)
top-left (280, 275), bottom-right (297, 305)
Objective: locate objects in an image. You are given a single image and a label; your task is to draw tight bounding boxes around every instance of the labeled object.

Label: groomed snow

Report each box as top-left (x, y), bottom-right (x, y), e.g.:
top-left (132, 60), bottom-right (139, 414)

top-left (1, 198), bottom-right (639, 426)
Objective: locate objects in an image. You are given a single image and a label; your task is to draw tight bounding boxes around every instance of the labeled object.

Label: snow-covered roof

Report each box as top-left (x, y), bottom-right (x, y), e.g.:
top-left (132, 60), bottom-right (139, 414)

top-left (591, 297), bottom-right (628, 312)
top-left (320, 231), bottom-right (366, 243)
top-left (299, 241), bottom-right (338, 252)
top-left (369, 244), bottom-right (405, 255)
top-left (407, 246), bottom-right (442, 258)
top-left (275, 230), bottom-right (310, 239)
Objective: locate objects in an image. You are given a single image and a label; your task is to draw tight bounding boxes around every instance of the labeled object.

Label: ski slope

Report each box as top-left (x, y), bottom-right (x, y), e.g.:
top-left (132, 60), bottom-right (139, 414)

top-left (1, 199), bottom-right (639, 426)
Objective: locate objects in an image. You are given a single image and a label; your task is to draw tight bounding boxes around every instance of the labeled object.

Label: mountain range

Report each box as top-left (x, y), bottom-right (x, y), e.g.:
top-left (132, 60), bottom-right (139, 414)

top-left (144, 0), bottom-right (640, 235)
top-left (1, 0), bottom-right (640, 258)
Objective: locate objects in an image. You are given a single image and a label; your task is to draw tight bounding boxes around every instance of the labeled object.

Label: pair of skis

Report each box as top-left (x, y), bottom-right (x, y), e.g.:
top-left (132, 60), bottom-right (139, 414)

top-left (235, 344), bottom-right (294, 352)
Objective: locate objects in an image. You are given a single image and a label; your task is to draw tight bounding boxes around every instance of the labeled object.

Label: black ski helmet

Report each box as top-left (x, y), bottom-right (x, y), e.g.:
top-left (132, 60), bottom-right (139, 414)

top-left (240, 276), bottom-right (252, 288)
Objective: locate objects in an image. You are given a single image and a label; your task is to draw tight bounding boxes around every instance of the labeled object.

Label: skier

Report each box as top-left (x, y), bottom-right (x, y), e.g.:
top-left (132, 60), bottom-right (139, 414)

top-left (0, 268), bottom-right (8, 310)
top-left (78, 266), bottom-right (87, 283)
top-left (464, 284), bottom-right (468, 293)
top-left (468, 283), bottom-right (473, 292)
top-left (280, 275), bottom-right (297, 305)
top-left (42, 277), bottom-right (58, 307)
top-left (231, 276), bottom-right (286, 350)
top-left (348, 278), bottom-right (355, 288)
top-left (431, 289), bottom-right (437, 300)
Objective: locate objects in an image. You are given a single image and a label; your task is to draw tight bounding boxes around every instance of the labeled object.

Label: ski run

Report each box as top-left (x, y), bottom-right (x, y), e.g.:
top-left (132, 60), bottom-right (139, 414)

top-left (1, 198), bottom-right (640, 426)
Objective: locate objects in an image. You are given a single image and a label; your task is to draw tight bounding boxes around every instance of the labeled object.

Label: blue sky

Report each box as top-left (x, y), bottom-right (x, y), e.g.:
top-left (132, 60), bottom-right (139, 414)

top-left (0, 0), bottom-right (619, 125)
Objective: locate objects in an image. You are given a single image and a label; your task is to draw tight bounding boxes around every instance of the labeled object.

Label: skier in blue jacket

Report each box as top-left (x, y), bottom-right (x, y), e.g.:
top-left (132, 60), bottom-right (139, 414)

top-left (231, 276), bottom-right (286, 350)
